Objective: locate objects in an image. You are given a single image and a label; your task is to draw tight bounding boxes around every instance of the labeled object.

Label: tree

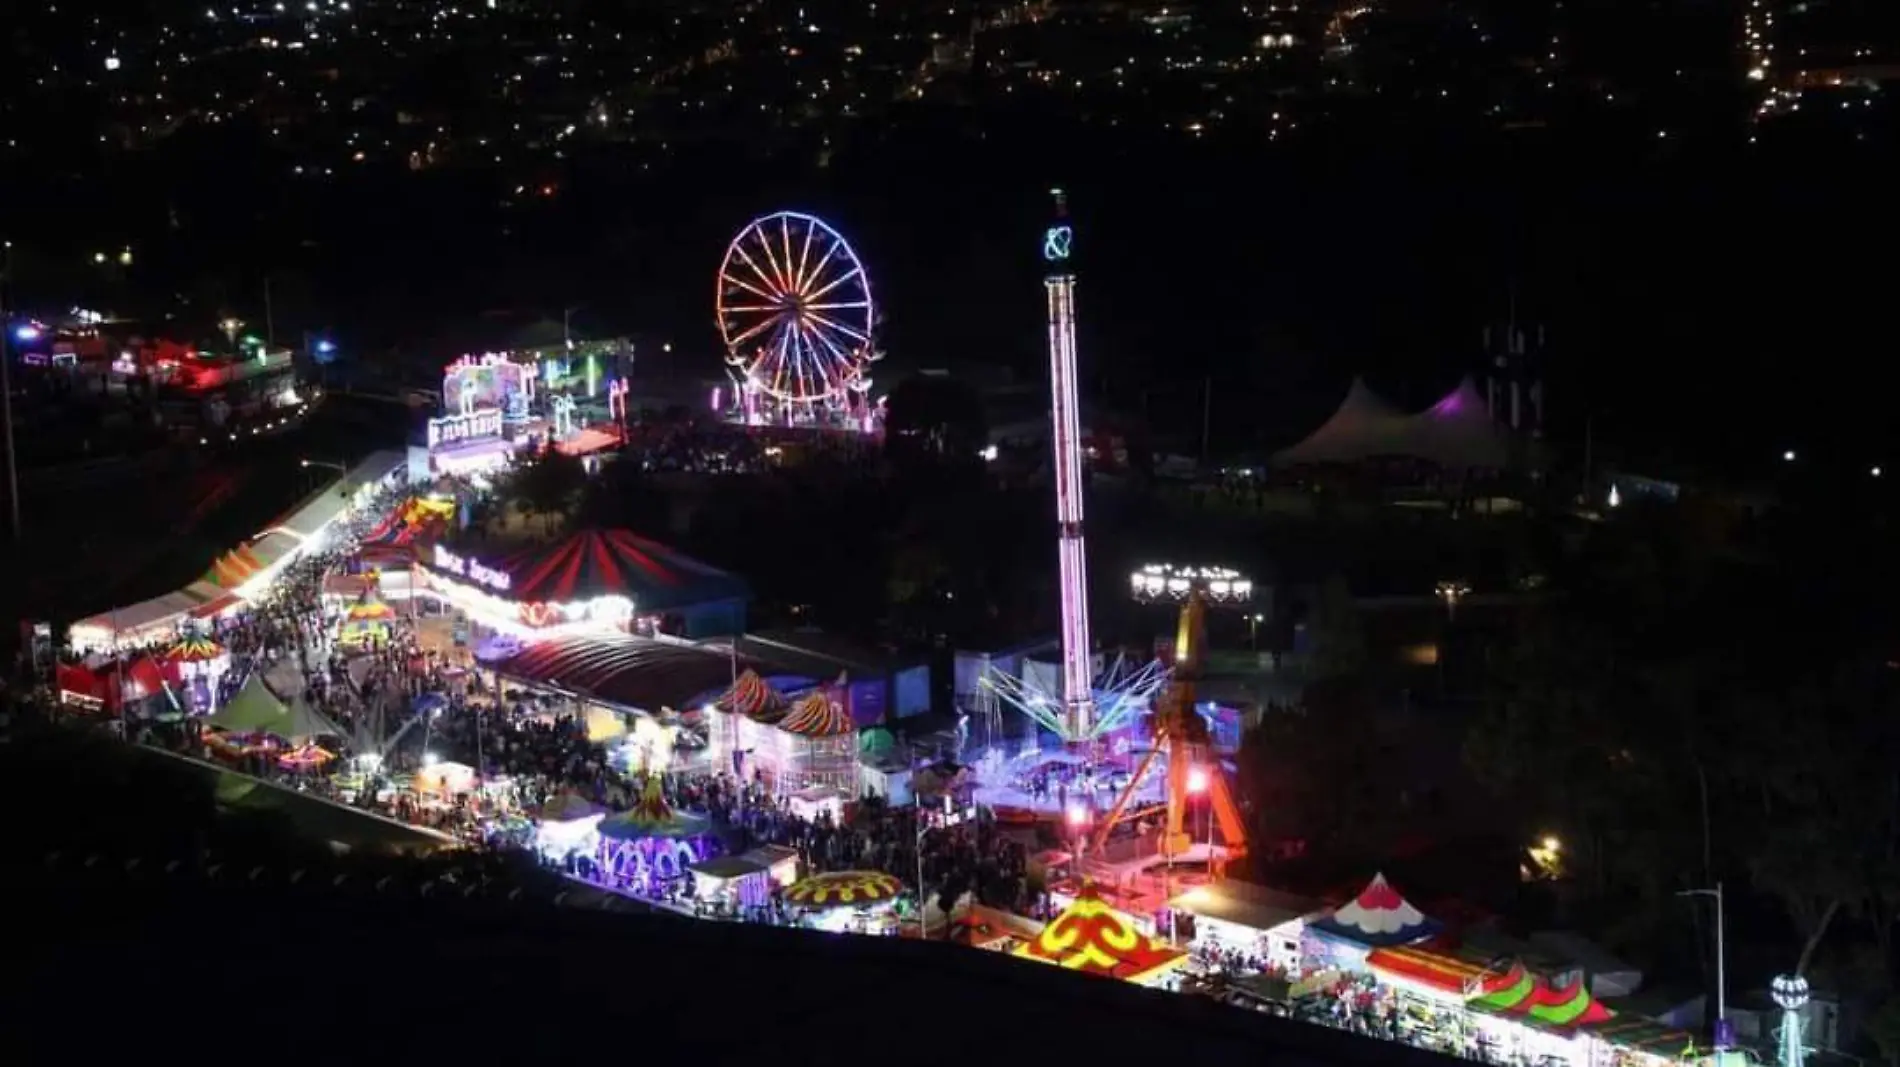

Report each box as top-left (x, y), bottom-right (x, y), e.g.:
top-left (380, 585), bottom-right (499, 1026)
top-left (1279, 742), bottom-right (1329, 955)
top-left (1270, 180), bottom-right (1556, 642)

top-left (507, 448), bottom-right (587, 534)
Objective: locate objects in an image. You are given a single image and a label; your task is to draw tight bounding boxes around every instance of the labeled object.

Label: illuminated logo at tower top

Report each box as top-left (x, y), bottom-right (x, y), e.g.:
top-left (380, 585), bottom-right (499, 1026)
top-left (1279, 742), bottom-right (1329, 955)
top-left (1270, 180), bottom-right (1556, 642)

top-left (1043, 225), bottom-right (1073, 263)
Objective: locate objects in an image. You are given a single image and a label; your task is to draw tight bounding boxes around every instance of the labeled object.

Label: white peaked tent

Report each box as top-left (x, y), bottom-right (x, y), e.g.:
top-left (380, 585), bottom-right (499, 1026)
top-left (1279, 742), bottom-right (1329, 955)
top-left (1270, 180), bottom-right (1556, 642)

top-left (1273, 377), bottom-right (1408, 466)
top-left (1276, 375), bottom-right (1519, 470)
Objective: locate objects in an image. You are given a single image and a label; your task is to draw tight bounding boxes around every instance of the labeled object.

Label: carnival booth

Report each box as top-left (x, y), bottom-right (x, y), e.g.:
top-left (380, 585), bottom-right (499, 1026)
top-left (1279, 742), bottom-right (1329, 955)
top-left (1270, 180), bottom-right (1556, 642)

top-left (338, 589), bottom-right (398, 647)
top-left (687, 855), bottom-right (777, 914)
top-left (783, 870), bottom-right (906, 936)
top-left (595, 777), bottom-right (712, 894)
top-left (414, 758), bottom-right (478, 797)
top-left (710, 669), bottom-right (787, 779)
top-left (1169, 880), bottom-right (1324, 975)
top-left (1301, 872), bottom-right (1441, 974)
top-left (534, 793), bottom-right (605, 863)
top-left (710, 671), bottom-right (859, 794)
top-left (773, 681), bottom-right (859, 792)
top-left (1011, 885), bottom-right (1192, 988)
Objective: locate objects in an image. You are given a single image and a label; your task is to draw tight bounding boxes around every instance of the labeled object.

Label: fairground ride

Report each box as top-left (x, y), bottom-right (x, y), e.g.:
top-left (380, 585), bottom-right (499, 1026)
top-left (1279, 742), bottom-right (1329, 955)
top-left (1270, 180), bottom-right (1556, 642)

top-left (1089, 569), bottom-right (1250, 875)
top-left (715, 210), bottom-right (880, 425)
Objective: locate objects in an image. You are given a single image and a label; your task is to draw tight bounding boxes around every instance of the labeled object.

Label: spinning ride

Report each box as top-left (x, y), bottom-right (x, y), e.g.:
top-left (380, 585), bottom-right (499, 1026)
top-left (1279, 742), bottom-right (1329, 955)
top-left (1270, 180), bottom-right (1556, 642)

top-left (1089, 584), bottom-right (1248, 874)
top-left (716, 211), bottom-right (879, 421)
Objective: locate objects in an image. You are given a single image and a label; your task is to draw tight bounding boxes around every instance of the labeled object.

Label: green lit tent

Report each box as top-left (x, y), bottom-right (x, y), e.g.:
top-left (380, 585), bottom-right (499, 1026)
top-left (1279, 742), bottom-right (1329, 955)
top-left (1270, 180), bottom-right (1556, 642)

top-left (208, 676), bottom-right (290, 734)
top-left (208, 677), bottom-right (344, 740)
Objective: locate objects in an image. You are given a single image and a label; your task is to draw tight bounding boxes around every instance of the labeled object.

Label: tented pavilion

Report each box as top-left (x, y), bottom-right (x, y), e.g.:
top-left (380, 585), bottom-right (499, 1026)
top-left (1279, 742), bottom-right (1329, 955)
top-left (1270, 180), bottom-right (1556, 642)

top-left (1302, 872), bottom-right (1442, 972)
top-left (206, 675), bottom-right (346, 742)
top-left (1275, 376), bottom-right (1523, 471)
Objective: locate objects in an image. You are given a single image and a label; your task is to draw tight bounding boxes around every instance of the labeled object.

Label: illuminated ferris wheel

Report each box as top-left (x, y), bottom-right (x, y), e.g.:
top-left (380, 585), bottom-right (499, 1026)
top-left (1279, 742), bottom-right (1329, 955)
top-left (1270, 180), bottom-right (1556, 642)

top-left (716, 211), bottom-right (878, 407)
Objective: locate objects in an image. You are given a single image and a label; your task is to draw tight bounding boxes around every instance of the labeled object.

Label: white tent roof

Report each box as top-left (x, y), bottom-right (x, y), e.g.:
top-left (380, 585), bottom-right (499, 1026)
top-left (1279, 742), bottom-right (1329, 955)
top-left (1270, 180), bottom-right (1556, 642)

top-left (1276, 375), bottom-right (1518, 470)
top-left (1273, 377), bottom-right (1408, 466)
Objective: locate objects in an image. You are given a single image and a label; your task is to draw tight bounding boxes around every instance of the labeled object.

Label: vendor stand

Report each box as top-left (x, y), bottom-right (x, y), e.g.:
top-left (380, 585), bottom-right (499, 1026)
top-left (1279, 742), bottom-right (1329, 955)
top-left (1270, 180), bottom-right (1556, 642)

top-left (1301, 872), bottom-right (1440, 974)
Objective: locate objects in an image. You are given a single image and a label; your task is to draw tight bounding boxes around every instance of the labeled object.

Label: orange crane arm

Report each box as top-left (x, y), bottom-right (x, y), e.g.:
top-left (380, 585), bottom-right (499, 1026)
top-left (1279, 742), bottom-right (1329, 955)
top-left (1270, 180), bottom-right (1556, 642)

top-left (1089, 745), bottom-right (1160, 855)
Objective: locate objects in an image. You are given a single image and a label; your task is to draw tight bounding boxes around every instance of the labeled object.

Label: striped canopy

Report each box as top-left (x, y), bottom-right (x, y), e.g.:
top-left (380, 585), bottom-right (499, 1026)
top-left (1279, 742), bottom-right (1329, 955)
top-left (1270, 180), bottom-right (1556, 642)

top-left (784, 871), bottom-right (903, 909)
top-left (780, 687), bottom-right (853, 737)
top-left (167, 636), bottom-right (227, 663)
top-left (485, 528), bottom-right (748, 611)
top-left (716, 669), bottom-right (788, 721)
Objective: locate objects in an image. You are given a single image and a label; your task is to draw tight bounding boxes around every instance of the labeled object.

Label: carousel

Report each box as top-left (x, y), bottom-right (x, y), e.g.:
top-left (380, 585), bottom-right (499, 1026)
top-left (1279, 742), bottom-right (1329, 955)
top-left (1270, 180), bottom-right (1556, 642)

top-left (338, 588), bottom-right (399, 647)
top-left (595, 776), bottom-right (713, 893)
top-left (782, 870), bottom-right (906, 936)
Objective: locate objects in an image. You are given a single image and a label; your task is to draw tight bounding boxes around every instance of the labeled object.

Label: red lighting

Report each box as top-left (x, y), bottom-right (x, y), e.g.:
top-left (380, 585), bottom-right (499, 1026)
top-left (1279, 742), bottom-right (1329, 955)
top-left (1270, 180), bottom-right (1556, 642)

top-left (1186, 767), bottom-right (1209, 795)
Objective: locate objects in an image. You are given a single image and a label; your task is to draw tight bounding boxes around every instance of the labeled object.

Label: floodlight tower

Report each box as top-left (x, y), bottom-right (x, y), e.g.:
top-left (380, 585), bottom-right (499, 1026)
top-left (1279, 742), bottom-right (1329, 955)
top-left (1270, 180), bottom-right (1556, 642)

top-left (1043, 189), bottom-right (1092, 742)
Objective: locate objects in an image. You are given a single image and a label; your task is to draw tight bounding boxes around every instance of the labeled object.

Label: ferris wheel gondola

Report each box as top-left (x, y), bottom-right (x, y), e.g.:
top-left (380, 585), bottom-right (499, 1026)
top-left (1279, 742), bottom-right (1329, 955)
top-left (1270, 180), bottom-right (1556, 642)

top-left (715, 211), bottom-right (878, 407)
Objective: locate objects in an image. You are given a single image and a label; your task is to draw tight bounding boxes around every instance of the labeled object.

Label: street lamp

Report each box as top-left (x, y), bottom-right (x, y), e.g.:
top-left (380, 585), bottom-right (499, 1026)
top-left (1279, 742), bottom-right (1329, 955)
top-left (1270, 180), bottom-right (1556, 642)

top-left (301, 458), bottom-right (347, 473)
top-left (220, 317), bottom-right (243, 346)
top-left (1679, 883), bottom-right (1728, 1049)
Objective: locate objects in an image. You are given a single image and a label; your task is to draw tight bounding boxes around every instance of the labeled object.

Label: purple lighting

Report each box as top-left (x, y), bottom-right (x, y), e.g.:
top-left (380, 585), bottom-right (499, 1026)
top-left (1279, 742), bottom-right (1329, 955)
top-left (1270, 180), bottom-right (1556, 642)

top-left (1044, 190), bottom-right (1094, 742)
top-left (13, 325), bottom-right (41, 343)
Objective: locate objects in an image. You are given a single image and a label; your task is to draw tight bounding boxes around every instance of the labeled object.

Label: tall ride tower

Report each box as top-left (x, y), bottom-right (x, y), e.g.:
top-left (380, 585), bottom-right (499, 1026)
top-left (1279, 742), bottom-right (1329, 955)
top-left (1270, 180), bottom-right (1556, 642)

top-left (1043, 189), bottom-right (1093, 742)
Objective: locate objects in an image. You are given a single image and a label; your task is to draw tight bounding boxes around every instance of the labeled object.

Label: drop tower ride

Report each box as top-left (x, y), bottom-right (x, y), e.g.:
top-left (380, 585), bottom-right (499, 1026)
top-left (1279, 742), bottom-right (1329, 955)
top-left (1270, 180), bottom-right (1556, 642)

top-left (1043, 189), bottom-right (1093, 741)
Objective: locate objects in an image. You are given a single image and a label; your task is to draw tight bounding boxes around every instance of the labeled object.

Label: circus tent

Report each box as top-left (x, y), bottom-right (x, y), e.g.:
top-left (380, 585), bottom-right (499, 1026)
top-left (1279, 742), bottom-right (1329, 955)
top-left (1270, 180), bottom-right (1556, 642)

top-left (1010, 886), bottom-right (1188, 985)
top-left (1274, 376), bottom-right (1520, 470)
top-left (1306, 872), bottom-right (1440, 951)
top-left (478, 528), bottom-right (750, 635)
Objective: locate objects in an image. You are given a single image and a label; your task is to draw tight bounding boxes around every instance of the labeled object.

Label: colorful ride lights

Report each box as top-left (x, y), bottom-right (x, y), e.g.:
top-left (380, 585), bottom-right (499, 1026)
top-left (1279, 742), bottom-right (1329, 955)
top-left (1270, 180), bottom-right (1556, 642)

top-left (1129, 564), bottom-right (1253, 603)
top-left (1186, 766), bottom-right (1210, 795)
top-left (431, 545), bottom-right (511, 591)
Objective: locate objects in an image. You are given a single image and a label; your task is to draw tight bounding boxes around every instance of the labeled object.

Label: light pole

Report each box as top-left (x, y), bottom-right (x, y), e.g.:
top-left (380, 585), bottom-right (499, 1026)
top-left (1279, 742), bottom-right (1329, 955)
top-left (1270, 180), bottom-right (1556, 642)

top-left (1679, 883), bottom-right (1727, 1048)
top-left (915, 804), bottom-right (929, 938)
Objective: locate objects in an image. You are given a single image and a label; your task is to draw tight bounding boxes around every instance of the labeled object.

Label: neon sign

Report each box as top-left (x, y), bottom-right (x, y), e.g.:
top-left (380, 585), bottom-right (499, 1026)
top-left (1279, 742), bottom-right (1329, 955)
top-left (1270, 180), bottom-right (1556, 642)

top-left (1043, 225), bottom-right (1073, 262)
top-left (518, 595), bottom-right (633, 629)
top-left (432, 544), bottom-right (512, 591)
top-left (427, 407), bottom-right (504, 449)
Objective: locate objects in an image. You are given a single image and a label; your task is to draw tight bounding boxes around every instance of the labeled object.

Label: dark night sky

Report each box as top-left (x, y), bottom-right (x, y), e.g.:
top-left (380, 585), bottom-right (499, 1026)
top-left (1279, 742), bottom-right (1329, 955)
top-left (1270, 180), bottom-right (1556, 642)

top-left (4, 96), bottom-right (1895, 476)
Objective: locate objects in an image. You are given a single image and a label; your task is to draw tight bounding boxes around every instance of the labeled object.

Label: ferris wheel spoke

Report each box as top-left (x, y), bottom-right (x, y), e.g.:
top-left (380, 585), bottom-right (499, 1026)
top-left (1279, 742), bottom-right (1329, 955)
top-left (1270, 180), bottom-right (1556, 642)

top-left (730, 244), bottom-right (785, 298)
top-left (720, 304), bottom-right (786, 314)
top-left (753, 225), bottom-right (795, 295)
top-left (799, 323), bottom-right (838, 398)
top-left (780, 217), bottom-right (800, 300)
top-left (800, 239), bottom-right (842, 299)
top-left (804, 266), bottom-right (864, 304)
top-left (725, 313), bottom-right (782, 351)
top-left (792, 221), bottom-right (817, 294)
top-left (803, 301), bottom-right (871, 312)
top-left (804, 308), bottom-right (870, 344)
top-left (789, 327), bottom-right (817, 401)
top-left (801, 322), bottom-right (857, 380)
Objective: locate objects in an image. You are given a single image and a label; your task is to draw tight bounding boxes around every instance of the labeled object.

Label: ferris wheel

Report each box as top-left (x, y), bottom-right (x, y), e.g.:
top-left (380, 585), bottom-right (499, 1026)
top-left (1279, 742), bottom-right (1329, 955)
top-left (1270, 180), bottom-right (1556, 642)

top-left (716, 211), bottom-right (878, 406)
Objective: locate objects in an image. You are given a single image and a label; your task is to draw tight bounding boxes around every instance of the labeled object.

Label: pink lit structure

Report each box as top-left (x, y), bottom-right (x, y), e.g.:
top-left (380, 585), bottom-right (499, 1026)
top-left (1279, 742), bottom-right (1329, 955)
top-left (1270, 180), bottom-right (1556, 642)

top-left (1045, 190), bottom-right (1093, 741)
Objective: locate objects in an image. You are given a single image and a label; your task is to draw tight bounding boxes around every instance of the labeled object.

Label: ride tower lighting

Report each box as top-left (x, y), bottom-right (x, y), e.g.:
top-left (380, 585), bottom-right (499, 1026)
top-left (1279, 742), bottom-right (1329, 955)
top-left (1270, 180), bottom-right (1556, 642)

top-left (1044, 189), bottom-right (1092, 743)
